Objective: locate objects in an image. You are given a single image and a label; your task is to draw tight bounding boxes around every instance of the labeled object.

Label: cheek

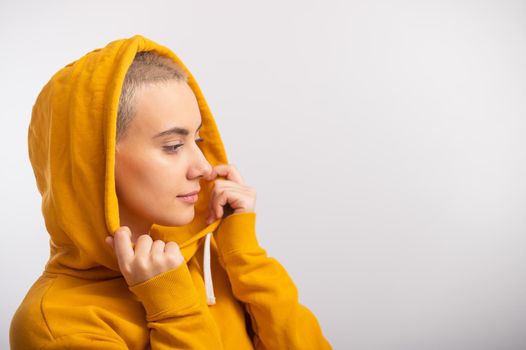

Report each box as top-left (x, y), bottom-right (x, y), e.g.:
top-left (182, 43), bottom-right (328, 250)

top-left (116, 151), bottom-right (184, 200)
top-left (115, 153), bottom-right (155, 205)
top-left (147, 154), bottom-right (186, 192)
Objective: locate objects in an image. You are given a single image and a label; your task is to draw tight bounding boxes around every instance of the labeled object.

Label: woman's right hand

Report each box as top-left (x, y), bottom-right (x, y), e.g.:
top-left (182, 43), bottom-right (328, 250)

top-left (105, 227), bottom-right (185, 286)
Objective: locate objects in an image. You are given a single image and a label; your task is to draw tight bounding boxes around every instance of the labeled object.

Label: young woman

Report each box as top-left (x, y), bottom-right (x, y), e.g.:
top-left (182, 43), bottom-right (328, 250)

top-left (10, 34), bottom-right (332, 349)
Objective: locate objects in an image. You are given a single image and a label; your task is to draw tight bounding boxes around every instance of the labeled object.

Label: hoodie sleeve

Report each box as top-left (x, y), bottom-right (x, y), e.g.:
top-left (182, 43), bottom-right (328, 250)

top-left (214, 212), bottom-right (333, 349)
top-left (125, 261), bottom-right (224, 349)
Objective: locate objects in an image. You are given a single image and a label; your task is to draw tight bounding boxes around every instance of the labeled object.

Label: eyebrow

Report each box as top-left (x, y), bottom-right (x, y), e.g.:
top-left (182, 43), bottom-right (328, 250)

top-left (152, 121), bottom-right (203, 139)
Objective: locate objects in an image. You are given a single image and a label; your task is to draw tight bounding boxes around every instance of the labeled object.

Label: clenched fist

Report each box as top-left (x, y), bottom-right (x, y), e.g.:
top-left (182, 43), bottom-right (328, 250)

top-left (105, 227), bottom-right (185, 286)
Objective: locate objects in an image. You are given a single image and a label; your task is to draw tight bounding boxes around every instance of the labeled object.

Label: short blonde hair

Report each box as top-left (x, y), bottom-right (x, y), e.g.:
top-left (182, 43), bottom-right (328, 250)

top-left (117, 51), bottom-right (188, 143)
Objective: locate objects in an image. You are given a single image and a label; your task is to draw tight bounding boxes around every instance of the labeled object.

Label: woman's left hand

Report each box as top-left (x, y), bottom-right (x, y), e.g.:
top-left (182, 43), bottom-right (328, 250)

top-left (204, 164), bottom-right (256, 224)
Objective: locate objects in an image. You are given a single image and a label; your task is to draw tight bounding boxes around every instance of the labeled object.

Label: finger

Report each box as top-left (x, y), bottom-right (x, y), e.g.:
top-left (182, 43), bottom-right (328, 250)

top-left (206, 180), bottom-right (240, 222)
top-left (211, 179), bottom-right (245, 189)
top-left (219, 187), bottom-right (250, 216)
top-left (206, 210), bottom-right (214, 224)
top-left (164, 241), bottom-right (182, 258)
top-left (113, 227), bottom-right (134, 264)
top-left (150, 240), bottom-right (165, 257)
top-left (207, 185), bottom-right (248, 223)
top-left (214, 189), bottom-right (230, 219)
top-left (208, 185), bottom-right (229, 223)
top-left (215, 164), bottom-right (245, 184)
top-left (207, 164), bottom-right (245, 185)
top-left (134, 234), bottom-right (153, 258)
top-left (206, 182), bottom-right (220, 223)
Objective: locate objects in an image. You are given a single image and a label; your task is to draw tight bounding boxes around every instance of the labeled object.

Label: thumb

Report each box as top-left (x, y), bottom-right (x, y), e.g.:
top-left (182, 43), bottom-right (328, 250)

top-left (105, 236), bottom-right (114, 250)
top-left (113, 226), bottom-right (135, 263)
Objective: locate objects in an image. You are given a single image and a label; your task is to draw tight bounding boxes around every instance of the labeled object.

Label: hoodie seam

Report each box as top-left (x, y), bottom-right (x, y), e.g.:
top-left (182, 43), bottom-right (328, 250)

top-left (145, 295), bottom-right (201, 321)
top-left (41, 332), bottom-right (126, 349)
top-left (39, 275), bottom-right (58, 341)
top-left (219, 247), bottom-right (257, 261)
top-left (42, 270), bottom-right (123, 281)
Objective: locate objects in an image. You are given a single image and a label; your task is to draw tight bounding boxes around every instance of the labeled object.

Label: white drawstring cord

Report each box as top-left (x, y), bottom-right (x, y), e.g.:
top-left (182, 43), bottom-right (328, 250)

top-left (203, 232), bottom-right (216, 305)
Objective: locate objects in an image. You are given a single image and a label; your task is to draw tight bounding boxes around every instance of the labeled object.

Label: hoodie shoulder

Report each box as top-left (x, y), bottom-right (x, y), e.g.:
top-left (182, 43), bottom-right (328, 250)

top-left (10, 273), bottom-right (149, 349)
top-left (10, 274), bottom-right (56, 349)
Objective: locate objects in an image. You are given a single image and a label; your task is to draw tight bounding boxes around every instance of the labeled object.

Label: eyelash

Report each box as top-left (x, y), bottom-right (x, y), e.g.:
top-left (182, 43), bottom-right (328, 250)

top-left (163, 138), bottom-right (204, 154)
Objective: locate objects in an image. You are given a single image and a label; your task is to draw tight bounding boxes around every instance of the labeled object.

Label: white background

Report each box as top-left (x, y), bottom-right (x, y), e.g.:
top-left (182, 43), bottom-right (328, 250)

top-left (1, 1), bottom-right (525, 349)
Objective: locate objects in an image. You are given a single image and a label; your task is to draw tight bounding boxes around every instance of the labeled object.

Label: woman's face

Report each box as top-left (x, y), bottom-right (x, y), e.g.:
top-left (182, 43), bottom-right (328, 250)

top-left (115, 80), bottom-right (212, 234)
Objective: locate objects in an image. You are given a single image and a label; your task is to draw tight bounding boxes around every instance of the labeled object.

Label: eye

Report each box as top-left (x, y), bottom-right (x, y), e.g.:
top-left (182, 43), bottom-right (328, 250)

top-left (163, 144), bottom-right (183, 153)
top-left (163, 138), bottom-right (204, 154)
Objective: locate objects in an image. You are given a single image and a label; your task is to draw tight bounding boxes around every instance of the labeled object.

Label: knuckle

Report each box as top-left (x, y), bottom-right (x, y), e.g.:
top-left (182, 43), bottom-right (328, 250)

top-left (165, 254), bottom-right (178, 264)
top-left (134, 258), bottom-right (149, 272)
top-left (153, 239), bottom-right (165, 247)
top-left (151, 254), bottom-right (164, 265)
top-left (165, 241), bottom-right (180, 250)
top-left (114, 230), bottom-right (125, 240)
top-left (138, 234), bottom-right (152, 243)
top-left (167, 253), bottom-right (184, 266)
top-left (116, 226), bottom-right (129, 234)
top-left (213, 180), bottom-right (223, 188)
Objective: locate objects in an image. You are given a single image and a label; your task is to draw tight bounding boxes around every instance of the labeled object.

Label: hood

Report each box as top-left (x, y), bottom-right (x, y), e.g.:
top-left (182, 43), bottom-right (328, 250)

top-left (28, 34), bottom-right (228, 281)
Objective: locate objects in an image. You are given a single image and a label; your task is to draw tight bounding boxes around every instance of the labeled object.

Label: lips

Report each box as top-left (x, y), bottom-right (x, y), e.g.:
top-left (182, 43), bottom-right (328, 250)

top-left (177, 189), bottom-right (199, 205)
top-left (177, 189), bottom-right (200, 197)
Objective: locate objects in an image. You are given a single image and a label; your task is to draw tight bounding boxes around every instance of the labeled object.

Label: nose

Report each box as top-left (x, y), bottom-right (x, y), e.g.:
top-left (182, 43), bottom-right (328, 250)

top-left (188, 144), bottom-right (213, 180)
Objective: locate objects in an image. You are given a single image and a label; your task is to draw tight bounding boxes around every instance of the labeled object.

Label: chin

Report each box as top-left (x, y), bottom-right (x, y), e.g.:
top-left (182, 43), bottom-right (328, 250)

top-left (154, 206), bottom-right (195, 227)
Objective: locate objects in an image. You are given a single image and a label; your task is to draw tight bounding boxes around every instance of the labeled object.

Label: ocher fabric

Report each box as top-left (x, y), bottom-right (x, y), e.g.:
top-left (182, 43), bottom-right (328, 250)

top-left (10, 34), bottom-right (332, 349)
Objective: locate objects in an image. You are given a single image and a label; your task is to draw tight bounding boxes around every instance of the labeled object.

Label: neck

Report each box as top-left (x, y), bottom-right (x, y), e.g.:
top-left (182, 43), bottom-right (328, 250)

top-left (118, 205), bottom-right (152, 244)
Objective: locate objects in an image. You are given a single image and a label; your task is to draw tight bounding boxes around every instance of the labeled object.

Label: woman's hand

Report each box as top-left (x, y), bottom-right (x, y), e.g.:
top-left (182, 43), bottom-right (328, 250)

top-left (204, 164), bottom-right (256, 224)
top-left (105, 227), bottom-right (185, 286)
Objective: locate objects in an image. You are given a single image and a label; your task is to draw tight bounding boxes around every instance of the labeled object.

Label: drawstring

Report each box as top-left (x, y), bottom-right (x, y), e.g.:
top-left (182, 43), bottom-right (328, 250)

top-left (203, 232), bottom-right (216, 305)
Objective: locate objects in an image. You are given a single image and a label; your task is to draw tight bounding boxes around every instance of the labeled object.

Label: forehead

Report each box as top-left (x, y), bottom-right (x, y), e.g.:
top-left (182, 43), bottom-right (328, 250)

top-left (132, 80), bottom-right (201, 133)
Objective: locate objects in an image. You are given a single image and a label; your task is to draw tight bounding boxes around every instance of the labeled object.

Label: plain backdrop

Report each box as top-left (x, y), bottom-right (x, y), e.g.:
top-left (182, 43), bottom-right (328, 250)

top-left (1, 1), bottom-right (525, 349)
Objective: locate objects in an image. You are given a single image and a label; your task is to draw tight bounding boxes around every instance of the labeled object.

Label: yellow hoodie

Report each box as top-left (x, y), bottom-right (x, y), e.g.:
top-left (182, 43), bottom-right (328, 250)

top-left (9, 34), bottom-right (332, 349)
